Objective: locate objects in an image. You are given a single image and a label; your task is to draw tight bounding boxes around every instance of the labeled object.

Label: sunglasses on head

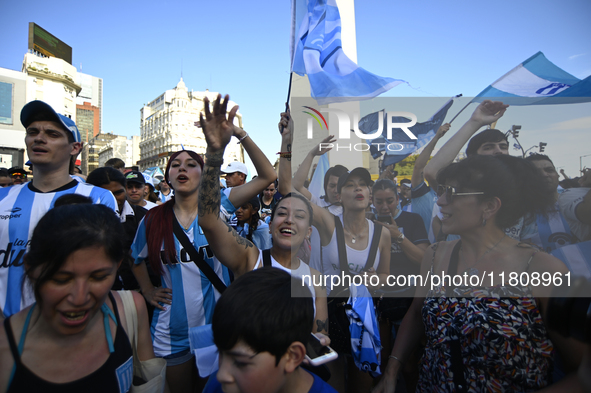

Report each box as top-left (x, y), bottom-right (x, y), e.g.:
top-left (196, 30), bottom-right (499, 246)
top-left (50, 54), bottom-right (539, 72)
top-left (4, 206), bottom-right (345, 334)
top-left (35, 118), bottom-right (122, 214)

top-left (436, 185), bottom-right (484, 202)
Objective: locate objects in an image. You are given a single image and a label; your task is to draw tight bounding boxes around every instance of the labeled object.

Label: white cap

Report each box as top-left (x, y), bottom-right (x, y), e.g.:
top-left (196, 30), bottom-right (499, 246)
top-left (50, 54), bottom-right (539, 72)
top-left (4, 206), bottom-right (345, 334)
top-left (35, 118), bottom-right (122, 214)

top-left (221, 161), bottom-right (248, 177)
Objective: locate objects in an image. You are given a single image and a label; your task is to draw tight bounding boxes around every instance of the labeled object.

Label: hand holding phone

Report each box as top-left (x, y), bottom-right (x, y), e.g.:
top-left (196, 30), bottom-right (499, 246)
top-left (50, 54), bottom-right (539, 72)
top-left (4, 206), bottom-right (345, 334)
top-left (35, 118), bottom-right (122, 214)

top-left (377, 214), bottom-right (393, 224)
top-left (305, 333), bottom-right (338, 366)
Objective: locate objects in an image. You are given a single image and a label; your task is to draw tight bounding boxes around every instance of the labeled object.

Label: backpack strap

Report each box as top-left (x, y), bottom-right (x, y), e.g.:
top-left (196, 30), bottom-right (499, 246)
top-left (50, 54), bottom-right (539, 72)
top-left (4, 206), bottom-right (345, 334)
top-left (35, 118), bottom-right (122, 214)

top-left (334, 215), bottom-right (350, 275)
top-left (262, 249), bottom-right (273, 267)
top-left (364, 222), bottom-right (382, 271)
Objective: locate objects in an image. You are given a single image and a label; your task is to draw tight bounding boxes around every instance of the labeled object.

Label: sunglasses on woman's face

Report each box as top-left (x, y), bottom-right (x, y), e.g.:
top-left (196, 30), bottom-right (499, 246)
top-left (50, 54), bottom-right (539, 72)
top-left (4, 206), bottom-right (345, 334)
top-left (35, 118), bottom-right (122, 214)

top-left (436, 185), bottom-right (484, 203)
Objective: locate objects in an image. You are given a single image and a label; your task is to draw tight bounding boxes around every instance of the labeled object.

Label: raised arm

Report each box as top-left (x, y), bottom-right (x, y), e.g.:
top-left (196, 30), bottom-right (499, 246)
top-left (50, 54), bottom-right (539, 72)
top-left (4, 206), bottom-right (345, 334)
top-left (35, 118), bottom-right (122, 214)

top-left (227, 121), bottom-right (277, 209)
top-left (411, 123), bottom-right (450, 189)
top-left (424, 100), bottom-right (508, 185)
top-left (277, 107), bottom-right (294, 196)
top-left (292, 135), bottom-right (336, 199)
top-left (199, 95), bottom-right (259, 276)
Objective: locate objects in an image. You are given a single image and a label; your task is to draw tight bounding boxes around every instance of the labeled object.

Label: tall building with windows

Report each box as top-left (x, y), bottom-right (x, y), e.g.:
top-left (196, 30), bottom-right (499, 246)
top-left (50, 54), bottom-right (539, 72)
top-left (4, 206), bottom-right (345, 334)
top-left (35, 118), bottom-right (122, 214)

top-left (76, 72), bottom-right (103, 133)
top-left (138, 78), bottom-right (244, 170)
top-left (76, 101), bottom-right (100, 143)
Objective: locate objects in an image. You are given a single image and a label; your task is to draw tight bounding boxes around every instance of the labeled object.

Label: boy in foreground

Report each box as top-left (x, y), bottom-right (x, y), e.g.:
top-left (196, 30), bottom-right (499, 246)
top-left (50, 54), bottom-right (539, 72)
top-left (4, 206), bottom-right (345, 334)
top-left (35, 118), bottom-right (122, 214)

top-left (204, 267), bottom-right (337, 393)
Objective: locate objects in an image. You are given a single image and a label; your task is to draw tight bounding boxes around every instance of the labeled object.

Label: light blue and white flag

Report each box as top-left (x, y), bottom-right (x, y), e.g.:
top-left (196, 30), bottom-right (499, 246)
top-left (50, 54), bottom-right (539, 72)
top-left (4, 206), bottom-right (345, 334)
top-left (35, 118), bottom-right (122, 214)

top-left (290, 0), bottom-right (404, 104)
top-left (189, 324), bottom-right (219, 377)
top-left (472, 52), bottom-right (591, 105)
top-left (307, 154), bottom-right (330, 200)
top-left (346, 284), bottom-right (381, 377)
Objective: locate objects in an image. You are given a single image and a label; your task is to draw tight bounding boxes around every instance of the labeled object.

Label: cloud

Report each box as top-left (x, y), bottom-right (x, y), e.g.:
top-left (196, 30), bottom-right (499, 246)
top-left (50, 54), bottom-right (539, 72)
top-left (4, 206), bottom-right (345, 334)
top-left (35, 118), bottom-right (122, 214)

top-left (569, 53), bottom-right (586, 60)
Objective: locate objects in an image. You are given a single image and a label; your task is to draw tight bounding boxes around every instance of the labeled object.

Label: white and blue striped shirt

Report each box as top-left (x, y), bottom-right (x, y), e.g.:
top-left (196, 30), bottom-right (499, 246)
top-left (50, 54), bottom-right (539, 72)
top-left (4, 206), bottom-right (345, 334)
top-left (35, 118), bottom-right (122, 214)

top-left (131, 190), bottom-right (235, 357)
top-left (0, 181), bottom-right (118, 317)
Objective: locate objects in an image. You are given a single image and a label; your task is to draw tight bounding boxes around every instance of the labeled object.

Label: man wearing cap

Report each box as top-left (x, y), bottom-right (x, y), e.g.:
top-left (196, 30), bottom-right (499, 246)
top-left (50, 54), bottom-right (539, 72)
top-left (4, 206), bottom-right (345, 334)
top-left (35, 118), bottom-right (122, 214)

top-left (7, 167), bottom-right (28, 185)
top-left (221, 161), bottom-right (248, 188)
top-left (0, 100), bottom-right (117, 318)
top-left (125, 170), bottom-right (158, 210)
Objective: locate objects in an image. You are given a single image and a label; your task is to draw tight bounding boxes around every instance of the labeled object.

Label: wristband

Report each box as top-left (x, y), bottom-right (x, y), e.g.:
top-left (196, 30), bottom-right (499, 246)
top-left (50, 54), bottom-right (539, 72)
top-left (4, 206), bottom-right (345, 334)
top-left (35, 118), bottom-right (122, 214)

top-left (237, 132), bottom-right (248, 144)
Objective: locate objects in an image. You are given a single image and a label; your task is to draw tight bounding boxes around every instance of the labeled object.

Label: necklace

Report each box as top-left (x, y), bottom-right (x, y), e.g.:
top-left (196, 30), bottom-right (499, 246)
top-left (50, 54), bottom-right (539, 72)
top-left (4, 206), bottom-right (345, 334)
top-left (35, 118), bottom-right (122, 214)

top-left (344, 222), bottom-right (367, 244)
top-left (175, 209), bottom-right (198, 230)
top-left (463, 234), bottom-right (506, 275)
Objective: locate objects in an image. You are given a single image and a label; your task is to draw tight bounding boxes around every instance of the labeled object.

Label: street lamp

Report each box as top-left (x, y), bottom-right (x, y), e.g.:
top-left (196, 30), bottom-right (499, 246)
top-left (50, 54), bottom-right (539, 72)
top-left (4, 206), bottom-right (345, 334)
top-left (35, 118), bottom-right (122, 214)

top-left (580, 153), bottom-right (591, 173)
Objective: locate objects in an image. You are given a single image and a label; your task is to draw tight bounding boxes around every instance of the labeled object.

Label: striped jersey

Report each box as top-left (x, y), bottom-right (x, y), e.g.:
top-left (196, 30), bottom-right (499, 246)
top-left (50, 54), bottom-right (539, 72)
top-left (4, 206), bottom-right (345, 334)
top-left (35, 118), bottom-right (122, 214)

top-left (131, 190), bottom-right (235, 357)
top-left (0, 181), bottom-right (118, 317)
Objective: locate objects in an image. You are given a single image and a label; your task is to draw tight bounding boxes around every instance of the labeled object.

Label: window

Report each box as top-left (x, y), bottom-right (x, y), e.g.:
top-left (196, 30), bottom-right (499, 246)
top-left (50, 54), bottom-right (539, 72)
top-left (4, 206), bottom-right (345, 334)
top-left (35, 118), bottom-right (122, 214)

top-left (0, 82), bottom-right (13, 125)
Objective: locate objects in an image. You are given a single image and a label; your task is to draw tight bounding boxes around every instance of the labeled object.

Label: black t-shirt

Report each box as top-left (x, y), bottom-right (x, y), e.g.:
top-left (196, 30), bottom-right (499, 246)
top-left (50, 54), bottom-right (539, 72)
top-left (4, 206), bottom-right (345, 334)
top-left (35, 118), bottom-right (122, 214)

top-left (390, 211), bottom-right (429, 277)
top-left (259, 195), bottom-right (277, 217)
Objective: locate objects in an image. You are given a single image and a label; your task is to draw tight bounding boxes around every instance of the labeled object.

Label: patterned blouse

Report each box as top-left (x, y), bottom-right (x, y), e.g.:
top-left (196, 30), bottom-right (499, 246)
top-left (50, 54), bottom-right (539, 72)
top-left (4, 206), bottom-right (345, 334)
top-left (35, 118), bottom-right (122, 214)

top-left (417, 283), bottom-right (554, 392)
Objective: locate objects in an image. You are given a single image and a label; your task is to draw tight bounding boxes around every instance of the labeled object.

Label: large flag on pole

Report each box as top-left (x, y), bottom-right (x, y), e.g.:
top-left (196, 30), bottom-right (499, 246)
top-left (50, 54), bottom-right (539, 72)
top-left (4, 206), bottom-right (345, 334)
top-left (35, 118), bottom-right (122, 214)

top-left (472, 52), bottom-right (591, 105)
top-left (358, 97), bottom-right (456, 167)
top-left (290, 0), bottom-right (405, 104)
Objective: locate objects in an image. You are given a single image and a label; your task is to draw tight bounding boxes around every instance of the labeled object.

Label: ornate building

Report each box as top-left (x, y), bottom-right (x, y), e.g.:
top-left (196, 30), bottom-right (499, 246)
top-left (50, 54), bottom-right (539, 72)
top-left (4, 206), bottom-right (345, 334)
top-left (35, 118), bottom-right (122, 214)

top-left (138, 78), bottom-right (244, 170)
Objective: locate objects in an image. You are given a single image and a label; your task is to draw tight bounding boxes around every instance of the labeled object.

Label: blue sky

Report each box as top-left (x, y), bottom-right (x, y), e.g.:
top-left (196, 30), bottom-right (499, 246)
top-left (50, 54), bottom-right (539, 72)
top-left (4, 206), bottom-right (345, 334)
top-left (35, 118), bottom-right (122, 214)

top-left (2, 0), bottom-right (590, 176)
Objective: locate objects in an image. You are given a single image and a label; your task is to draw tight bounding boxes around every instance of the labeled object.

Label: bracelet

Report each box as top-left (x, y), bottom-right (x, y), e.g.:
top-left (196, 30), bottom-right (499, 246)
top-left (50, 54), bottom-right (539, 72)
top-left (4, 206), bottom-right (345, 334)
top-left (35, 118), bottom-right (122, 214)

top-left (205, 154), bottom-right (224, 167)
top-left (237, 132), bottom-right (248, 144)
top-left (389, 355), bottom-right (403, 364)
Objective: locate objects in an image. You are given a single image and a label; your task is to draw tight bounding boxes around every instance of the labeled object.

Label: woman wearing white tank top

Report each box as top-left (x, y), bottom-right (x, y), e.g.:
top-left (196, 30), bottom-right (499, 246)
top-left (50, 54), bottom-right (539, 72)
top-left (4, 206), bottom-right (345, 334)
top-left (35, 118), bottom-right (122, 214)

top-left (196, 101), bottom-right (328, 336)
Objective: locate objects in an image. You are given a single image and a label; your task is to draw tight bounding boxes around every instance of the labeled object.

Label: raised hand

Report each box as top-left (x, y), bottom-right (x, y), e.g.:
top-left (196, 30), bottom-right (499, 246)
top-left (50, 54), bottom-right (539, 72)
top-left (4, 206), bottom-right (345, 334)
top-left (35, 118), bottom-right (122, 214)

top-left (279, 104), bottom-right (294, 138)
top-left (435, 123), bottom-right (451, 139)
top-left (200, 94), bottom-right (239, 152)
top-left (470, 100), bottom-right (509, 127)
top-left (310, 135), bottom-right (336, 156)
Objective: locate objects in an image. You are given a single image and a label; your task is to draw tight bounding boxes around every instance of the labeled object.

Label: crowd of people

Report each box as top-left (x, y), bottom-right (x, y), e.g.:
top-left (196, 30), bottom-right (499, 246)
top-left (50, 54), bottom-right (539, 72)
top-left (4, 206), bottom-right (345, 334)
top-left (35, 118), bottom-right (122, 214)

top-left (0, 97), bottom-right (589, 393)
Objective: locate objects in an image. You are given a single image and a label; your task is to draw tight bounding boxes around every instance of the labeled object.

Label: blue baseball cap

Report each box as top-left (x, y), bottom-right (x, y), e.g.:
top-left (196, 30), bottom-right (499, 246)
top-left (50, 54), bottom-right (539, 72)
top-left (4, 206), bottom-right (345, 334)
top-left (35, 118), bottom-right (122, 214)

top-left (20, 100), bottom-right (82, 143)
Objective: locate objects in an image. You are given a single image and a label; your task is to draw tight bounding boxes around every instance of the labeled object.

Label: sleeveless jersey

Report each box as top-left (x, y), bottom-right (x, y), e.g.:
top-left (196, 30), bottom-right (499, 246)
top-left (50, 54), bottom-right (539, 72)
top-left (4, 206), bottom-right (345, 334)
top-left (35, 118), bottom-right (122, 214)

top-left (131, 215), bottom-right (232, 357)
top-left (0, 181), bottom-right (117, 317)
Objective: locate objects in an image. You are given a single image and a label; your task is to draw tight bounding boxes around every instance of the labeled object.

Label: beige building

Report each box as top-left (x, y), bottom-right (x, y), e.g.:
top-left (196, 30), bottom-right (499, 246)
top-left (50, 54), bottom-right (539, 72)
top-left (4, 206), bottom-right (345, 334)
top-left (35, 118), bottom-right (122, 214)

top-left (138, 78), bottom-right (244, 171)
top-left (97, 135), bottom-right (140, 169)
top-left (22, 51), bottom-right (81, 120)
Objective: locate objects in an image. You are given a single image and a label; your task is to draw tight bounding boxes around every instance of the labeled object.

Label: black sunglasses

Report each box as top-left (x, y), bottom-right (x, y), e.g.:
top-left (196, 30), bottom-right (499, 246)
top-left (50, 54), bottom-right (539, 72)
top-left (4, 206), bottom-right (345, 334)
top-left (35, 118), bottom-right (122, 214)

top-left (436, 185), bottom-right (484, 202)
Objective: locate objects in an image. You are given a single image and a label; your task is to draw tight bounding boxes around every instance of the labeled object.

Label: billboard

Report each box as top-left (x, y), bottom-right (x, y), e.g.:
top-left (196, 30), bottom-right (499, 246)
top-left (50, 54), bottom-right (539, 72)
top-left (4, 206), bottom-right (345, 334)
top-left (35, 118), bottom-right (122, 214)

top-left (28, 23), bottom-right (72, 64)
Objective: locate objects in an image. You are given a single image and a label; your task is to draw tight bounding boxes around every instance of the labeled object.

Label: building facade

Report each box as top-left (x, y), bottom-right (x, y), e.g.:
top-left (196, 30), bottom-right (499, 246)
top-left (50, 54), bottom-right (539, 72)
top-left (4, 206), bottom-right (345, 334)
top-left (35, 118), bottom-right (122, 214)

top-left (138, 78), bottom-right (244, 171)
top-left (76, 72), bottom-right (103, 133)
top-left (22, 51), bottom-right (81, 120)
top-left (76, 101), bottom-right (100, 143)
top-left (0, 67), bottom-right (28, 168)
top-left (81, 132), bottom-right (118, 175)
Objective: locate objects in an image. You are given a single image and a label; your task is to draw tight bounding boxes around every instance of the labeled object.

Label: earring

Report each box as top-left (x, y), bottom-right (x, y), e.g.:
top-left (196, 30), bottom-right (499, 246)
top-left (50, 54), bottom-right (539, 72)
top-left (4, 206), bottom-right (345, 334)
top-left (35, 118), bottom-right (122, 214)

top-left (482, 216), bottom-right (487, 227)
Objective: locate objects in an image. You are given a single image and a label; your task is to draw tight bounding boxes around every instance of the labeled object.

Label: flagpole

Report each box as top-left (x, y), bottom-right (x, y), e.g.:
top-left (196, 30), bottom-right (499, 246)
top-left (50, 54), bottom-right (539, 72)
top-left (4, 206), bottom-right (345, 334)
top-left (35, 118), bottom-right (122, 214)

top-left (280, 72), bottom-right (294, 134)
top-left (448, 100), bottom-right (471, 124)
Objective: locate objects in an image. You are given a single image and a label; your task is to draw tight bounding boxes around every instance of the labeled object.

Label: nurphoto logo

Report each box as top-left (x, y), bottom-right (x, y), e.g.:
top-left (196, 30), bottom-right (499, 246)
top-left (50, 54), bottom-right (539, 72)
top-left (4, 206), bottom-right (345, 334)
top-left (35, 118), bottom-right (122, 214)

top-left (303, 106), bottom-right (419, 152)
